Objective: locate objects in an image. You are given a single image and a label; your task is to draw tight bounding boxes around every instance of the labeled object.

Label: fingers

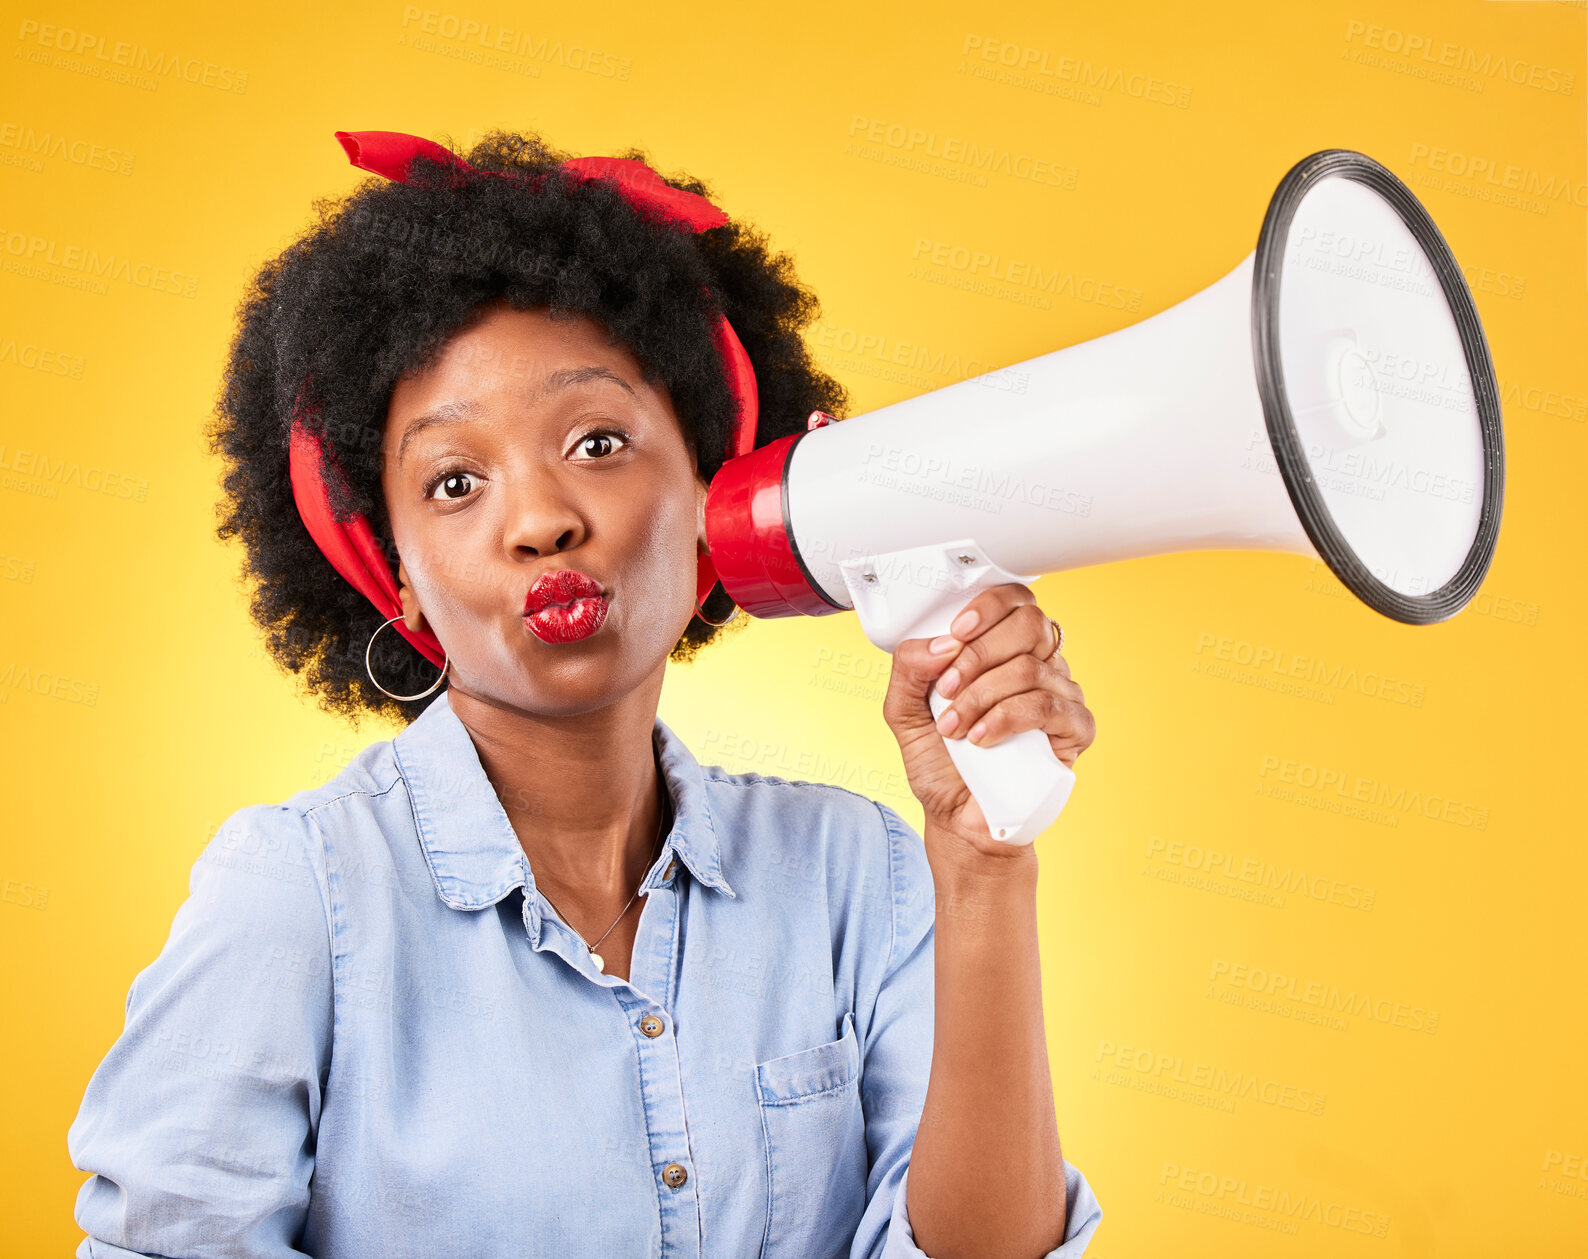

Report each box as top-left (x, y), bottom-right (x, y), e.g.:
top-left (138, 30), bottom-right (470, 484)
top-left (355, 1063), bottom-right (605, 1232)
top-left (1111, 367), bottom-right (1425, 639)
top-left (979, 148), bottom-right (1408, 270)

top-left (973, 677), bottom-right (1095, 763)
top-left (935, 583), bottom-right (1037, 645)
top-left (887, 584), bottom-right (1085, 745)
top-left (936, 651), bottom-right (1086, 746)
top-left (934, 601), bottom-right (1068, 711)
top-left (882, 582), bottom-right (1097, 827)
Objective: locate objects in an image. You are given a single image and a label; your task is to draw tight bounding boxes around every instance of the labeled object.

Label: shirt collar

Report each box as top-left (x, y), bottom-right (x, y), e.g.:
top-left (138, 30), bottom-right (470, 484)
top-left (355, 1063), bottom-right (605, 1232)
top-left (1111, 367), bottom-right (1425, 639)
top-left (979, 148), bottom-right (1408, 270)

top-left (392, 689), bottom-right (736, 923)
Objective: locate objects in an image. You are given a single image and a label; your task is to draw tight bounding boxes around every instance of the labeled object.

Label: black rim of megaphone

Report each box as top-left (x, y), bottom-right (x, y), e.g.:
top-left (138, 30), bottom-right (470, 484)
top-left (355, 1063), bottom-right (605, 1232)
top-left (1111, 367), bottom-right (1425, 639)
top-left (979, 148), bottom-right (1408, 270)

top-left (1251, 149), bottom-right (1505, 625)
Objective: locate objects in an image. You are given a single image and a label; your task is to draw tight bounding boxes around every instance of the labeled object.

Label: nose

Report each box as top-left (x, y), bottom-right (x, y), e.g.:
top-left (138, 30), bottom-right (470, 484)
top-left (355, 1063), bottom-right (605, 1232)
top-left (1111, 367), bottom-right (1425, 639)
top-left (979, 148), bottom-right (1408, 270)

top-left (502, 468), bottom-right (585, 558)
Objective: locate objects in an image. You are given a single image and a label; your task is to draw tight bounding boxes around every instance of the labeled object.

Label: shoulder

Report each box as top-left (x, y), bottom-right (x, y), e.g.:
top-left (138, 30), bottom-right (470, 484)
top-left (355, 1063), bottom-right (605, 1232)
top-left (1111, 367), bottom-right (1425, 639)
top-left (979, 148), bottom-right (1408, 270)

top-left (280, 735), bottom-right (408, 819)
top-left (178, 802), bottom-right (335, 976)
top-left (224, 734), bottom-right (415, 854)
top-left (201, 735), bottom-right (410, 895)
top-left (699, 766), bottom-right (933, 952)
top-left (701, 762), bottom-right (914, 854)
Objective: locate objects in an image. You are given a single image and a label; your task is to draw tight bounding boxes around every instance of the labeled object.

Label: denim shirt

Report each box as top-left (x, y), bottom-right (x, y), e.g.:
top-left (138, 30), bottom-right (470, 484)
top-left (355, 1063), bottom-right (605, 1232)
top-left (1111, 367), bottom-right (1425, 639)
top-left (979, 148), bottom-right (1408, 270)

top-left (68, 688), bottom-right (1102, 1258)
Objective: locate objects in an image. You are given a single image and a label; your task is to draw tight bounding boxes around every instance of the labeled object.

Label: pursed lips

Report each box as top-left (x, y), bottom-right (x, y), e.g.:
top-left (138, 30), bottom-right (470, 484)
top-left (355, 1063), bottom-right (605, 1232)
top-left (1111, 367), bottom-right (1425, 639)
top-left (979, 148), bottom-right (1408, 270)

top-left (523, 568), bottom-right (606, 617)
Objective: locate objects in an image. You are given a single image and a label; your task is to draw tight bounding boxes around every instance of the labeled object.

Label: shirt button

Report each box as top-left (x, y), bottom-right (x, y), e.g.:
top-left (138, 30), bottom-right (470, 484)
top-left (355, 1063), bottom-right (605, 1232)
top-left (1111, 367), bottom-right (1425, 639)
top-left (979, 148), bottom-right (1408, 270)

top-left (662, 1162), bottom-right (688, 1189)
top-left (639, 1014), bottom-right (665, 1038)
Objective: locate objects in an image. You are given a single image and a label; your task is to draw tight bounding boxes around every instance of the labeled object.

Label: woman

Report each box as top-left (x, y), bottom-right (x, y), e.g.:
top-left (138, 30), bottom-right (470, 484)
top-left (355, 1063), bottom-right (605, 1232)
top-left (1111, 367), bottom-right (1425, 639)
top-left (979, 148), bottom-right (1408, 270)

top-left (68, 128), bottom-right (1102, 1258)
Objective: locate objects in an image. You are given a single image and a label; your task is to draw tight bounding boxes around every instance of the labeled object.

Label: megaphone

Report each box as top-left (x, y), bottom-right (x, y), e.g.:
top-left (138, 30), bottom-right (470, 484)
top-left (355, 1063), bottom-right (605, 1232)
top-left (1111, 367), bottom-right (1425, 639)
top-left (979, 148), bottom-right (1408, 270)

top-left (703, 150), bottom-right (1505, 845)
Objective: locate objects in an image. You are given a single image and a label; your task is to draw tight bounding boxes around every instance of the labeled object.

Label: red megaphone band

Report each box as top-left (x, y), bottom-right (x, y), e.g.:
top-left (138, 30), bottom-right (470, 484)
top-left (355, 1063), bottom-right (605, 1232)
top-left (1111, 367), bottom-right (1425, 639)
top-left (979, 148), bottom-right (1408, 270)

top-left (287, 130), bottom-right (761, 668)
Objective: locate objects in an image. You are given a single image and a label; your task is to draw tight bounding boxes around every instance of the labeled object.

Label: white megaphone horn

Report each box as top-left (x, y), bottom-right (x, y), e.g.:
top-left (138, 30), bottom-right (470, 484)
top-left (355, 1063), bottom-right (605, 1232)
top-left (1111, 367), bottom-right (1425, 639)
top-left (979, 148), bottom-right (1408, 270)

top-left (702, 150), bottom-right (1505, 845)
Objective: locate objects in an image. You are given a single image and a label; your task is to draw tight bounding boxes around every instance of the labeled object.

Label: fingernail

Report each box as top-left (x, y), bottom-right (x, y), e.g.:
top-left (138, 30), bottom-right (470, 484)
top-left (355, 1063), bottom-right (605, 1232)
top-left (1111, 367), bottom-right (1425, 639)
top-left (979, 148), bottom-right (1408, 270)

top-left (937, 709), bottom-right (960, 736)
top-left (950, 609), bottom-right (978, 637)
top-left (967, 720), bottom-right (988, 743)
top-left (937, 667), bottom-right (960, 697)
top-left (929, 634), bottom-right (958, 654)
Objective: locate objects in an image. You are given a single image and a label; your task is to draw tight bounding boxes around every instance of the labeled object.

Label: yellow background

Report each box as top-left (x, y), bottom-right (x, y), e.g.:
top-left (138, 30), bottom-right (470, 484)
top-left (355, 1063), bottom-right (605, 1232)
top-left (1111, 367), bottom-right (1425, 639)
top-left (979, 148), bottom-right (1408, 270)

top-left (2, 0), bottom-right (1584, 1253)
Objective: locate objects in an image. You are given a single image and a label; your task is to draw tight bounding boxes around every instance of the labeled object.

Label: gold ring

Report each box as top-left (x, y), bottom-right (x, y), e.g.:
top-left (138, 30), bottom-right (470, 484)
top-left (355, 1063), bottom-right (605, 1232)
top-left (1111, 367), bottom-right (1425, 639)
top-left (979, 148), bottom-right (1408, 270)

top-left (1047, 618), bottom-right (1065, 658)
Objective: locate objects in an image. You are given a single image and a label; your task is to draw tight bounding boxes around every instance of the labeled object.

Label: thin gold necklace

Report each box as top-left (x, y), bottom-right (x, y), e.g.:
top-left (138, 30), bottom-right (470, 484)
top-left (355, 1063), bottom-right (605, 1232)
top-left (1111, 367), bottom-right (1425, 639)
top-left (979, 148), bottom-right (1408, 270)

top-left (537, 787), bottom-right (670, 973)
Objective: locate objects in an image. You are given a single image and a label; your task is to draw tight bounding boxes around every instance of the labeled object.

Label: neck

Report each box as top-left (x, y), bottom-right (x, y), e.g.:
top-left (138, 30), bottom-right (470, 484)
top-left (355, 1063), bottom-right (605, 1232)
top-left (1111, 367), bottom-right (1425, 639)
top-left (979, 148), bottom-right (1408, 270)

top-left (447, 669), bottom-right (670, 918)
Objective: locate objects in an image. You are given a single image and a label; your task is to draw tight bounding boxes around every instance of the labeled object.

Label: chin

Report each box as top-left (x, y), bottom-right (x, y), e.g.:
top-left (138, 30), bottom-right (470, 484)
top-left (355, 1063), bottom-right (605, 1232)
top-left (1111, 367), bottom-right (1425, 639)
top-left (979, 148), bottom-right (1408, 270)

top-left (500, 646), bottom-right (657, 710)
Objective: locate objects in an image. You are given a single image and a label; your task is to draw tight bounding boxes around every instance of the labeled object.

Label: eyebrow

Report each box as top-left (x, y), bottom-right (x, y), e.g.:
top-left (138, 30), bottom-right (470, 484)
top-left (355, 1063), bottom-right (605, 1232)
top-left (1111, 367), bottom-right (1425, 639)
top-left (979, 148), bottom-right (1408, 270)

top-left (396, 366), bottom-right (638, 466)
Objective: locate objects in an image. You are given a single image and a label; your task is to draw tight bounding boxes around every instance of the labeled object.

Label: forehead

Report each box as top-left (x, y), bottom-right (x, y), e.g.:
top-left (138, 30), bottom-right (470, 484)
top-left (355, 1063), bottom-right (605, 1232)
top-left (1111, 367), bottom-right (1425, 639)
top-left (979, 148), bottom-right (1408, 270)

top-left (390, 304), bottom-right (645, 413)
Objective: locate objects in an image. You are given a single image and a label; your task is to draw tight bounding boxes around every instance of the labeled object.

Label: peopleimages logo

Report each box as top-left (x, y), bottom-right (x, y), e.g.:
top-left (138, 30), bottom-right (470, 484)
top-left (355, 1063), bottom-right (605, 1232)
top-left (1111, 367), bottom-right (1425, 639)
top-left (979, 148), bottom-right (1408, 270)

top-left (0, 662), bottom-right (99, 706)
top-left (0, 225), bottom-right (198, 298)
top-left (14, 19), bottom-right (250, 93)
top-left (1159, 1162), bottom-right (1390, 1237)
top-left (1144, 836), bottom-right (1377, 911)
top-left (0, 336), bottom-right (85, 378)
top-left (1409, 143), bottom-right (1587, 212)
top-left (1343, 20), bottom-right (1575, 95)
top-left (1258, 754), bottom-right (1490, 831)
top-left (846, 114), bottom-right (1079, 189)
top-left (860, 442), bottom-right (1094, 519)
top-left (960, 35), bottom-right (1193, 108)
top-left (1208, 958), bottom-right (1439, 1034)
top-left (397, 7), bottom-right (632, 79)
top-left (1541, 1150), bottom-right (1588, 1202)
top-left (0, 123), bottom-right (135, 175)
top-left (697, 728), bottom-right (911, 803)
top-left (909, 237), bottom-right (1143, 311)
top-left (1496, 376), bottom-right (1588, 424)
top-left (1193, 631), bottom-right (1428, 707)
top-left (0, 444), bottom-right (148, 501)
top-left (809, 321), bottom-right (1029, 394)
top-left (1095, 1040), bottom-right (1328, 1116)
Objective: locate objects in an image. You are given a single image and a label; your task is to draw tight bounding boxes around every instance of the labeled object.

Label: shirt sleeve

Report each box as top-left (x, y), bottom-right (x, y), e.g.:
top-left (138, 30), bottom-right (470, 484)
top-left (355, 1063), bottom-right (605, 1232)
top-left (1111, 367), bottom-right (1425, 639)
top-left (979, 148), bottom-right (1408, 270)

top-left (850, 802), bottom-right (1103, 1259)
top-left (67, 804), bottom-right (334, 1258)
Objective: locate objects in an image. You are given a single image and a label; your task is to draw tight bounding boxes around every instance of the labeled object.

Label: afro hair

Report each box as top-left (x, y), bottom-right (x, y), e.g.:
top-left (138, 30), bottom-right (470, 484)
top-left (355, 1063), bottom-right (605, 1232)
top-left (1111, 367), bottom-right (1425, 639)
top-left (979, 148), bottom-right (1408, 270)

top-left (207, 128), bottom-right (847, 727)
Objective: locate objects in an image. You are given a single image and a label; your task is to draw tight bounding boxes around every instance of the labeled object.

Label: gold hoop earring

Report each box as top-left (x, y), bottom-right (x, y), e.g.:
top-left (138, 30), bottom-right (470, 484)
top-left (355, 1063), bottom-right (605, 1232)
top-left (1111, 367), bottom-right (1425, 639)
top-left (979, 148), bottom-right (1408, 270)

top-left (366, 614), bottom-right (449, 701)
top-left (693, 589), bottom-right (743, 628)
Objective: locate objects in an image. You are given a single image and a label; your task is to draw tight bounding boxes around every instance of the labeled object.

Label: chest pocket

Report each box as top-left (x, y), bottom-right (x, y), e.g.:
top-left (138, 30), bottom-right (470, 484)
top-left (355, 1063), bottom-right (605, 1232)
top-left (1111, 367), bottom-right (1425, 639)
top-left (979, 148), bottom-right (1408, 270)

top-left (755, 1009), bottom-right (868, 1259)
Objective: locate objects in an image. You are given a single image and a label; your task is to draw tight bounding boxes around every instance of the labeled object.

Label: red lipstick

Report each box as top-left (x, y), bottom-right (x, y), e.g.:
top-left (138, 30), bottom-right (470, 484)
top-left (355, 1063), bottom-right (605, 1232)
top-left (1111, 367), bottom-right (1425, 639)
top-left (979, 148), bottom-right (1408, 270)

top-left (523, 569), bottom-right (609, 644)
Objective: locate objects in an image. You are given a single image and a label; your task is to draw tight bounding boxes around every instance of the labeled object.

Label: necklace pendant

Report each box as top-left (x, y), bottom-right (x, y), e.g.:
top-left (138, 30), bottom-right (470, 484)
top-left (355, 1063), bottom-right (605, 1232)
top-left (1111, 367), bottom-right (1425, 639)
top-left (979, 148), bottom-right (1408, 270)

top-left (590, 951), bottom-right (605, 972)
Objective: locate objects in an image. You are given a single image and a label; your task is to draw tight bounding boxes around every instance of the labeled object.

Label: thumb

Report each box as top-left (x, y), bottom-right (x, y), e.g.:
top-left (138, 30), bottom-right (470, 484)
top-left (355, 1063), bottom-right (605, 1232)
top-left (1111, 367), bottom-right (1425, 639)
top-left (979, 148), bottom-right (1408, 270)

top-left (880, 633), bottom-right (958, 737)
top-left (882, 635), bottom-right (974, 823)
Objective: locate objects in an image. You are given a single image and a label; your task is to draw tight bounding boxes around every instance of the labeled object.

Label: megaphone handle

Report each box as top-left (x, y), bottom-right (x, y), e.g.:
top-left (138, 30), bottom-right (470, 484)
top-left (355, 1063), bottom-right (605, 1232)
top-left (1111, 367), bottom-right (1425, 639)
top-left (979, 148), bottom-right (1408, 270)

top-left (925, 684), bottom-right (1077, 845)
top-left (838, 541), bottom-right (1078, 845)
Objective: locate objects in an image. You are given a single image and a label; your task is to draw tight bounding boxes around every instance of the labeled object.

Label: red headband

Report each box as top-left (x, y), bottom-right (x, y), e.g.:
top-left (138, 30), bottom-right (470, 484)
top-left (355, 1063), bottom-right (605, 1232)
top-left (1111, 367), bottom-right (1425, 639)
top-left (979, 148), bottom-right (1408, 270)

top-left (287, 129), bottom-right (760, 669)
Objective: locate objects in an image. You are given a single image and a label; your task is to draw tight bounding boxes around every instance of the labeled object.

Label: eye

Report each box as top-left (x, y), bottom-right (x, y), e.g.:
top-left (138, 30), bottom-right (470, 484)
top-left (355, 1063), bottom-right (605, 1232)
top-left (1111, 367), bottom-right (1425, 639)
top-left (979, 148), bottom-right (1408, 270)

top-left (573, 430), bottom-right (630, 461)
top-left (424, 469), bottom-right (478, 502)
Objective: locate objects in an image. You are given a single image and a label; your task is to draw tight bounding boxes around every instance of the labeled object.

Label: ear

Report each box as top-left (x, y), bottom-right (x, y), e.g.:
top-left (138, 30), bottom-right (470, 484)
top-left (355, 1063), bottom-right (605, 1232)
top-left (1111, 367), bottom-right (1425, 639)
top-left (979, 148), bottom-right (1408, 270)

top-left (396, 559), bottom-right (426, 634)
